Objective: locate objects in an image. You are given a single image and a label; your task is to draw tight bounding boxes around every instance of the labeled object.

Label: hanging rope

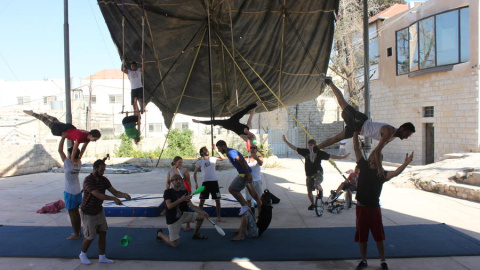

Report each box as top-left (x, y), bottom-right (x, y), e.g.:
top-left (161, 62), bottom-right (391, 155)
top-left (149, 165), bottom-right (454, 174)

top-left (156, 28), bottom-right (208, 167)
top-left (121, 0), bottom-right (126, 113)
top-left (141, 0), bottom-right (146, 115)
top-left (227, 0), bottom-right (238, 105)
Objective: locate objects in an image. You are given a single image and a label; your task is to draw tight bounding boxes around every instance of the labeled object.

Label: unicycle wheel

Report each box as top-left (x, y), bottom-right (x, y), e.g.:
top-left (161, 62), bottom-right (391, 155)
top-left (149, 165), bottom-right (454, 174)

top-left (315, 195), bottom-right (324, 217)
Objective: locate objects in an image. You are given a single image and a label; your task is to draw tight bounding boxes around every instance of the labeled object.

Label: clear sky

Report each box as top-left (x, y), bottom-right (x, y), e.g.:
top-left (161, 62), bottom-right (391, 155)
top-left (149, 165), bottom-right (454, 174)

top-left (0, 0), bottom-right (427, 82)
top-left (0, 0), bottom-right (120, 82)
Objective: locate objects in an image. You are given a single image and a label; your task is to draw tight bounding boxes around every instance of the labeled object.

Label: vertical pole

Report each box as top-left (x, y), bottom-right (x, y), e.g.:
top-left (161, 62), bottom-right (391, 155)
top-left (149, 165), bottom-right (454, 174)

top-left (362, 0), bottom-right (371, 156)
top-left (64, 0), bottom-right (72, 125)
top-left (206, 0), bottom-right (215, 152)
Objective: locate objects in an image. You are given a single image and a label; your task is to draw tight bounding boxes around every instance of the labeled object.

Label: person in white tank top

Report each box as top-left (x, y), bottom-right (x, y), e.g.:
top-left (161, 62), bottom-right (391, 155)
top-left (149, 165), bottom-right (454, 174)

top-left (121, 55), bottom-right (145, 115)
top-left (317, 77), bottom-right (416, 177)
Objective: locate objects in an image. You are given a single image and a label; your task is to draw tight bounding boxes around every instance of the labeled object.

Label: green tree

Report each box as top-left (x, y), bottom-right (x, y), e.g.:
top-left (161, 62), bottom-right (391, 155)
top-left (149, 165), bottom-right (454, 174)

top-left (163, 128), bottom-right (197, 158)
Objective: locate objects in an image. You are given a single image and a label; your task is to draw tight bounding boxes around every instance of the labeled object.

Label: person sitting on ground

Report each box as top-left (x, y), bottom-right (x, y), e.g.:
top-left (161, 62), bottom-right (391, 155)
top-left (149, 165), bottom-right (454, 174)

top-left (122, 113), bottom-right (141, 144)
top-left (24, 110), bottom-right (101, 164)
top-left (194, 145), bottom-right (228, 223)
top-left (156, 174), bottom-right (209, 247)
top-left (193, 100), bottom-right (263, 143)
top-left (166, 156), bottom-right (193, 231)
top-left (329, 165), bottom-right (359, 208)
top-left (283, 135), bottom-right (350, 210)
top-left (317, 77), bottom-right (415, 177)
top-left (58, 132), bottom-right (82, 240)
top-left (231, 191), bottom-right (273, 241)
top-left (352, 131), bottom-right (413, 270)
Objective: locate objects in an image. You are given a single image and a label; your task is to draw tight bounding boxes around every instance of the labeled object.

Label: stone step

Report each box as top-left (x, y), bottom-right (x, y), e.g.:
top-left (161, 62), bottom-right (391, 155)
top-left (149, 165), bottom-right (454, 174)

top-left (415, 179), bottom-right (480, 203)
top-left (455, 171), bottom-right (480, 187)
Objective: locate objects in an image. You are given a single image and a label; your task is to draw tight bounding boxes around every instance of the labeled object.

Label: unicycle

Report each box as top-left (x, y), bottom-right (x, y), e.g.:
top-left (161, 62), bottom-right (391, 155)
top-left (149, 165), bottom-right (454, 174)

top-left (314, 191), bottom-right (324, 217)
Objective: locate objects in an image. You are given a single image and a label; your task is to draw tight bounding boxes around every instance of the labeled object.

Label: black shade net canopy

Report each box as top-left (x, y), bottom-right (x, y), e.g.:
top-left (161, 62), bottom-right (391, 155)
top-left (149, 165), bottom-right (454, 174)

top-left (98, 0), bottom-right (339, 128)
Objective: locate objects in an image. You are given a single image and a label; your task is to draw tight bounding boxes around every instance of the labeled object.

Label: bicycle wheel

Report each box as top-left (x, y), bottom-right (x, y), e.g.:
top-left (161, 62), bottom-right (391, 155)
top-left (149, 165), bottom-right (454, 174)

top-left (314, 195), bottom-right (324, 217)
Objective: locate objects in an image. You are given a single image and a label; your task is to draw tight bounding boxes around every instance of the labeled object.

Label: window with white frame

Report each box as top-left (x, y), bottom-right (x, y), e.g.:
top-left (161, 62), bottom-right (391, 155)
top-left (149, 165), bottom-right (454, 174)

top-left (174, 122), bottom-right (189, 130)
top-left (43, 96), bottom-right (57, 105)
top-left (17, 96), bottom-right (31, 105)
top-left (84, 95), bottom-right (96, 104)
top-left (109, 95), bottom-right (123, 104)
top-left (396, 7), bottom-right (469, 75)
top-left (149, 123), bottom-right (163, 133)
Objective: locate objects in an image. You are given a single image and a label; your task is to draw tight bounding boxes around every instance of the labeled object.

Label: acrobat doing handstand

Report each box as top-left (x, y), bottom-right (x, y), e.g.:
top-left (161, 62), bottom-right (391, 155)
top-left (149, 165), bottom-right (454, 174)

top-left (193, 100), bottom-right (263, 143)
top-left (24, 110), bottom-right (101, 164)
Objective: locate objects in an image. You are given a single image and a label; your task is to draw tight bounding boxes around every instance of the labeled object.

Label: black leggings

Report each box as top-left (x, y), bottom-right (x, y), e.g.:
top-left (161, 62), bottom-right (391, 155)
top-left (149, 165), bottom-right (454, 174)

top-left (32, 112), bottom-right (76, 136)
top-left (197, 103), bottom-right (257, 136)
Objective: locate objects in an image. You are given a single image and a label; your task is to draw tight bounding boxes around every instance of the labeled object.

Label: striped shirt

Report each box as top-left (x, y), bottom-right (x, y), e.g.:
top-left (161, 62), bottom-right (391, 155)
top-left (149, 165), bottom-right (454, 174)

top-left (80, 173), bottom-right (112, 215)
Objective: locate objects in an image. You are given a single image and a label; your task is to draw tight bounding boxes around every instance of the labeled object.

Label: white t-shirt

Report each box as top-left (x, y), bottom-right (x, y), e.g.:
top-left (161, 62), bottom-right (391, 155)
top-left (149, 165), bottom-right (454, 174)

top-left (127, 69), bottom-right (143, 89)
top-left (247, 158), bottom-right (261, 182)
top-left (360, 120), bottom-right (396, 141)
top-left (339, 139), bottom-right (346, 149)
top-left (195, 157), bottom-right (218, 182)
top-left (64, 158), bottom-right (82, 195)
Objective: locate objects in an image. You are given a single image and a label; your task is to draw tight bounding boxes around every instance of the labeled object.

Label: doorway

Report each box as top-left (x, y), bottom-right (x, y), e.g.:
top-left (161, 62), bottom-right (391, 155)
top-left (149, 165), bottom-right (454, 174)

top-left (425, 123), bottom-right (434, 164)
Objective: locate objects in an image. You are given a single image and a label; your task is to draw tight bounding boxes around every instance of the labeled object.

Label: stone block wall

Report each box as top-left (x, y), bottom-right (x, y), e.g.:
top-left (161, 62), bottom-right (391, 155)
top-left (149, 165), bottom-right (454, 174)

top-left (368, 71), bottom-right (479, 165)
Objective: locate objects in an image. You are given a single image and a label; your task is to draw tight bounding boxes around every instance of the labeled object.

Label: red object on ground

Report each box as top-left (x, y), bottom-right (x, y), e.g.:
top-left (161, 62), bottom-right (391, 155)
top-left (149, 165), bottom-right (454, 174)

top-left (183, 179), bottom-right (192, 193)
top-left (36, 200), bottom-right (66, 214)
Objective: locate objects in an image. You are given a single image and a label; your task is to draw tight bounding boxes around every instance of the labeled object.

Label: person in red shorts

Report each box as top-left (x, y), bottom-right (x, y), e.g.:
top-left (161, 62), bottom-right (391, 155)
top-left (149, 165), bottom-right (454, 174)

top-left (24, 110), bottom-right (101, 164)
top-left (352, 131), bottom-right (413, 270)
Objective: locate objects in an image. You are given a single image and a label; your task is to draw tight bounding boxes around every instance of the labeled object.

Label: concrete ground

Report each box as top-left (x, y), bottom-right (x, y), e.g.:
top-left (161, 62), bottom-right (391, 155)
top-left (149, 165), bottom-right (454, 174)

top-left (1, 158), bottom-right (480, 270)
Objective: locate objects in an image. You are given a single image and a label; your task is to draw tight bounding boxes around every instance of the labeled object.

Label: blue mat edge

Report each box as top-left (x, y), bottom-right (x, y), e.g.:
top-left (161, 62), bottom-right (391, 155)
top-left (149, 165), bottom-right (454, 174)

top-left (1, 224), bottom-right (480, 261)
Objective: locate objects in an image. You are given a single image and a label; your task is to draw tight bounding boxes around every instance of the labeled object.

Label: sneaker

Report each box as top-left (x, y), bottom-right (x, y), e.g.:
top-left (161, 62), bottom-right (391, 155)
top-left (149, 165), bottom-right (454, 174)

top-left (355, 261), bottom-right (368, 270)
top-left (239, 205), bottom-right (249, 215)
top-left (307, 204), bottom-right (315, 210)
top-left (381, 262), bottom-right (389, 270)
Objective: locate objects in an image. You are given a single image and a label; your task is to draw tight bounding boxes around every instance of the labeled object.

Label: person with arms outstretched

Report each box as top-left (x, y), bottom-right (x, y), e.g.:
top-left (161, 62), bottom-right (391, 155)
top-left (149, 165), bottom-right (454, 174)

top-left (194, 145), bottom-right (228, 223)
top-left (121, 55), bottom-right (144, 114)
top-left (24, 110), bottom-right (101, 164)
top-left (317, 77), bottom-right (415, 177)
top-left (283, 135), bottom-right (350, 210)
top-left (352, 131), bottom-right (413, 270)
top-left (58, 132), bottom-right (82, 240)
top-left (193, 100), bottom-right (263, 142)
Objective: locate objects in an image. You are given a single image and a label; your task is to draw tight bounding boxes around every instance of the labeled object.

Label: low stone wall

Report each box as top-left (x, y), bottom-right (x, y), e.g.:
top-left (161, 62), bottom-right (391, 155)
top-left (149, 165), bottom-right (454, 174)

top-left (413, 179), bottom-right (480, 203)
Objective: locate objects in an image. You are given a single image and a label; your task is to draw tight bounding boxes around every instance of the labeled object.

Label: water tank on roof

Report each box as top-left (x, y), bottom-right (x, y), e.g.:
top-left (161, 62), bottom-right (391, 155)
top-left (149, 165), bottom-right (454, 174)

top-left (71, 77), bottom-right (82, 90)
top-left (51, 100), bottom-right (63, 110)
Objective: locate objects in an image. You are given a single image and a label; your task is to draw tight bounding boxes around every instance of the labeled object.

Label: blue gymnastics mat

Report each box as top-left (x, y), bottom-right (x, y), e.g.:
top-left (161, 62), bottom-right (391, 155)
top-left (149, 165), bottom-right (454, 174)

top-left (103, 194), bottom-right (247, 217)
top-left (1, 224), bottom-right (480, 261)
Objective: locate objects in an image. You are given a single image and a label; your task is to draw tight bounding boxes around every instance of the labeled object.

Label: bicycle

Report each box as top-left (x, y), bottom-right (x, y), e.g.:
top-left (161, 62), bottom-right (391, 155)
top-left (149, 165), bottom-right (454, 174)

top-left (314, 190), bottom-right (324, 217)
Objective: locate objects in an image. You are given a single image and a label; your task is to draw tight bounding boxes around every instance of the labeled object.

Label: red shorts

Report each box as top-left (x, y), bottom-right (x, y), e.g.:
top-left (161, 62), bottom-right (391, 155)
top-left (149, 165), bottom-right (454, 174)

top-left (355, 205), bottom-right (385, 242)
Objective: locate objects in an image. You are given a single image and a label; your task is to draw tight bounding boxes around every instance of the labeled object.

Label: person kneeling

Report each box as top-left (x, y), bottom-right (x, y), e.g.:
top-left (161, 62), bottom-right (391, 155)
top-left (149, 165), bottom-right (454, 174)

top-left (232, 192), bottom-right (273, 241)
top-left (157, 174), bottom-right (209, 247)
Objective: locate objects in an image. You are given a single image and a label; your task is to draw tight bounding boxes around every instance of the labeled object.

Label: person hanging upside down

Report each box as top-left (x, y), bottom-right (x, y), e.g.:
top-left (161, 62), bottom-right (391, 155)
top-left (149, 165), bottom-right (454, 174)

top-left (317, 77), bottom-right (415, 177)
top-left (24, 110), bottom-right (101, 165)
top-left (122, 113), bottom-right (141, 144)
top-left (193, 100), bottom-right (263, 143)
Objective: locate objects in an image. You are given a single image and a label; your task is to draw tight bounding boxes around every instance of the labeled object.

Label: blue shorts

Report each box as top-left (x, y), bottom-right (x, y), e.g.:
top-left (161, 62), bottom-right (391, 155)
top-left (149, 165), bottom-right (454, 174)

top-left (64, 191), bottom-right (82, 210)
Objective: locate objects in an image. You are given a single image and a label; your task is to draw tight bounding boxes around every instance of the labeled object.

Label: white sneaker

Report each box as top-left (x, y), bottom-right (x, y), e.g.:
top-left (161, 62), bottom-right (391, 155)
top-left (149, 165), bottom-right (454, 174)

top-left (239, 205), bottom-right (249, 216)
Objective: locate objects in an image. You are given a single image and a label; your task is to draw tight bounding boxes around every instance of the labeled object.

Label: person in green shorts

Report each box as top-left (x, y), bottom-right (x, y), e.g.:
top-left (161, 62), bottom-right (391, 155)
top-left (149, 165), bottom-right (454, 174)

top-left (122, 114), bottom-right (141, 144)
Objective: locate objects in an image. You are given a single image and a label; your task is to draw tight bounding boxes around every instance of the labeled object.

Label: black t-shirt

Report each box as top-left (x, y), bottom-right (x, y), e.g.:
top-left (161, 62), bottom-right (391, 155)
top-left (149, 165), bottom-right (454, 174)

top-left (297, 147), bottom-right (330, 176)
top-left (257, 204), bottom-right (273, 237)
top-left (355, 158), bottom-right (389, 207)
top-left (163, 188), bottom-right (189, 224)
